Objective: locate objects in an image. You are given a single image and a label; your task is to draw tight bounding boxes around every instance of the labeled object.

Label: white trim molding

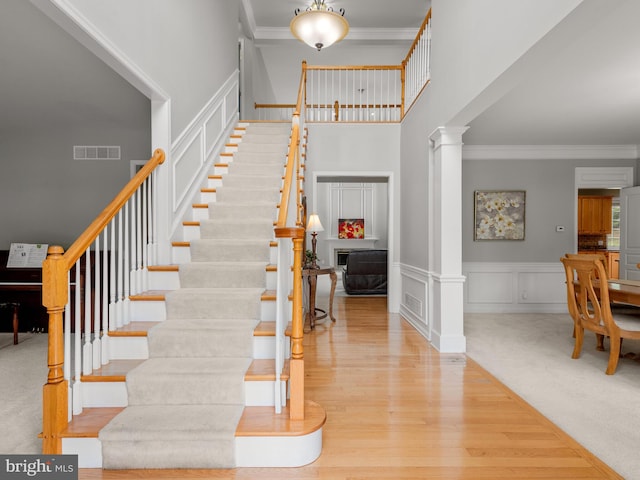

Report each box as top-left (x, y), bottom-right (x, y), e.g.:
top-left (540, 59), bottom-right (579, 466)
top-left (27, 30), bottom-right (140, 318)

top-left (399, 263), bottom-right (431, 341)
top-left (463, 144), bottom-right (639, 161)
top-left (463, 262), bottom-right (567, 313)
top-left (575, 166), bottom-right (634, 189)
top-left (170, 72), bottom-right (239, 236)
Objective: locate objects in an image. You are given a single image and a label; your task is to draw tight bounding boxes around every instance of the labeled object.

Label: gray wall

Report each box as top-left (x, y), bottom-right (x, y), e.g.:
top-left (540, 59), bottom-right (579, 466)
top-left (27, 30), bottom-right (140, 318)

top-left (462, 158), bottom-right (637, 262)
top-left (0, 1), bottom-right (150, 249)
top-left (64, 0), bottom-right (239, 142)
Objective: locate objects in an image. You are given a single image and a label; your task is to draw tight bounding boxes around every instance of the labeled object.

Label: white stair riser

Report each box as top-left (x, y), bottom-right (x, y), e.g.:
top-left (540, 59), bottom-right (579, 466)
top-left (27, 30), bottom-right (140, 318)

top-left (266, 270), bottom-right (276, 290)
top-left (207, 176), bottom-right (223, 188)
top-left (148, 271), bottom-right (180, 291)
top-left (214, 165), bottom-right (229, 175)
top-left (108, 336), bottom-right (149, 360)
top-left (81, 378), bottom-right (287, 408)
top-left (63, 438), bottom-right (102, 468)
top-left (235, 429), bottom-right (323, 467)
top-left (172, 246), bottom-right (190, 264)
top-left (63, 426), bottom-right (323, 469)
top-left (253, 336), bottom-right (290, 360)
top-left (192, 207), bottom-right (209, 221)
top-left (200, 191), bottom-right (216, 203)
top-left (245, 380), bottom-right (287, 407)
top-left (82, 382), bottom-right (128, 407)
top-left (261, 301), bottom-right (276, 321)
top-left (130, 300), bottom-right (166, 322)
top-left (181, 225), bottom-right (200, 242)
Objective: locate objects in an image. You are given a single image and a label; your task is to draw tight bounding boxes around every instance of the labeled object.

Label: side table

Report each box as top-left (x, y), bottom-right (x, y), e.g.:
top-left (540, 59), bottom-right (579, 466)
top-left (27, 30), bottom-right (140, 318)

top-left (302, 267), bottom-right (337, 330)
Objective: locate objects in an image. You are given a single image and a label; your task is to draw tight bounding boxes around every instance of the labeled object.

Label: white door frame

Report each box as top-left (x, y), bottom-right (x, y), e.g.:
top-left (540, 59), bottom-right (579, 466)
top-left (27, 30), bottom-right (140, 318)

top-left (574, 166), bottom-right (635, 253)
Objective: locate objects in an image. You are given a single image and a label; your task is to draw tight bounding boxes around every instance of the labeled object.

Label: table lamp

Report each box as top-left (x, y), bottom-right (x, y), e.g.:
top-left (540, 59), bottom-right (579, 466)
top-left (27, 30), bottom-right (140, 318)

top-left (306, 213), bottom-right (324, 268)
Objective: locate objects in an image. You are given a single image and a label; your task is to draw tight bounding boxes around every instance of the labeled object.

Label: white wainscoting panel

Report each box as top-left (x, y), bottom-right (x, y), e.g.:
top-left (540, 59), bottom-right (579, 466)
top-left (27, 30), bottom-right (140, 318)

top-left (463, 262), bottom-right (567, 313)
top-left (399, 263), bottom-right (430, 340)
top-left (169, 72), bottom-right (239, 235)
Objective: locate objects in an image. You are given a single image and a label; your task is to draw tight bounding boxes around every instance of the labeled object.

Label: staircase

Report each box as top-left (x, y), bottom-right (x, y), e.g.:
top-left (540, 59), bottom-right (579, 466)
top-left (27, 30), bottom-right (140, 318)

top-left (59, 122), bottom-right (325, 469)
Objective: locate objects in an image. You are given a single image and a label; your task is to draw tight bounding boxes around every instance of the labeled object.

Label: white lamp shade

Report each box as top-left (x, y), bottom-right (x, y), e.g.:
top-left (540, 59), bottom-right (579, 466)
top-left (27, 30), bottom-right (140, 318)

top-left (290, 9), bottom-right (349, 51)
top-left (306, 213), bottom-right (324, 232)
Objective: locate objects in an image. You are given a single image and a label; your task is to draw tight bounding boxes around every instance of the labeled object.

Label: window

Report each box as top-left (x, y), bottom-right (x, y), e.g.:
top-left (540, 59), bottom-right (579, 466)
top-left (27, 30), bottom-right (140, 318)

top-left (607, 199), bottom-right (620, 249)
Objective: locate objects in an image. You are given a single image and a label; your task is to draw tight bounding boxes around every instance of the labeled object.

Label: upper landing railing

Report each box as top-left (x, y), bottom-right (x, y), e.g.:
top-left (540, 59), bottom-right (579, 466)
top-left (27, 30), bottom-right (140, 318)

top-left (255, 8), bottom-right (431, 123)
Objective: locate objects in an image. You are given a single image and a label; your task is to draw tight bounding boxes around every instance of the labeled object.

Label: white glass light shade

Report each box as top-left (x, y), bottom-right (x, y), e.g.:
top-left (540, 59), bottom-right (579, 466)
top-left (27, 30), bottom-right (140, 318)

top-left (306, 213), bottom-right (324, 232)
top-left (290, 9), bottom-right (349, 51)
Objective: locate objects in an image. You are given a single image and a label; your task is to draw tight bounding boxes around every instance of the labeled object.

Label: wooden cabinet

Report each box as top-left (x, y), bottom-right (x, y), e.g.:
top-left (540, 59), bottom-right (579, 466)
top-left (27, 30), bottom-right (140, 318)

top-left (578, 196), bottom-right (612, 234)
top-left (609, 251), bottom-right (620, 279)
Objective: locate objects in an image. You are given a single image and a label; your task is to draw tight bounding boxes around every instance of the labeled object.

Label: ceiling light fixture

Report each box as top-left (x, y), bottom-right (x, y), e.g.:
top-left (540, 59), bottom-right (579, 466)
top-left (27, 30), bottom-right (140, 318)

top-left (290, 0), bottom-right (349, 52)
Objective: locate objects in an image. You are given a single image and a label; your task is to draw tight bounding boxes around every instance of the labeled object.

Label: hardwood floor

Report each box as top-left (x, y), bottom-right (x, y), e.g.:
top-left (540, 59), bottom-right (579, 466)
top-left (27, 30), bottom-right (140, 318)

top-left (79, 296), bottom-right (621, 479)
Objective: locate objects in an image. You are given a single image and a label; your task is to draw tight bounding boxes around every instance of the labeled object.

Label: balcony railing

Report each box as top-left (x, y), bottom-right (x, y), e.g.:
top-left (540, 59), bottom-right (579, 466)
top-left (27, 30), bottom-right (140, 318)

top-left (255, 8), bottom-right (432, 123)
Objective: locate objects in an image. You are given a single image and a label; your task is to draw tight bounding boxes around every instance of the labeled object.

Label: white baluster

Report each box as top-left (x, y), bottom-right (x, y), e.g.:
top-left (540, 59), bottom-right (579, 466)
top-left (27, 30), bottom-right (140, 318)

top-left (93, 236), bottom-right (101, 370)
top-left (123, 201), bottom-right (131, 326)
top-left (102, 228), bottom-right (110, 364)
top-left (64, 272), bottom-right (72, 420)
top-left (109, 217), bottom-right (118, 329)
top-left (82, 248), bottom-right (92, 375)
top-left (130, 191), bottom-right (137, 296)
top-left (143, 178), bottom-right (150, 291)
top-left (73, 258), bottom-right (82, 415)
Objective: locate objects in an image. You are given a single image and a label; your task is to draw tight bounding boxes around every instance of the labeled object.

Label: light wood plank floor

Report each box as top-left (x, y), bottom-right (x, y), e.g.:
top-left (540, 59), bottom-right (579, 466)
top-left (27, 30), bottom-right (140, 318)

top-left (79, 296), bottom-right (621, 479)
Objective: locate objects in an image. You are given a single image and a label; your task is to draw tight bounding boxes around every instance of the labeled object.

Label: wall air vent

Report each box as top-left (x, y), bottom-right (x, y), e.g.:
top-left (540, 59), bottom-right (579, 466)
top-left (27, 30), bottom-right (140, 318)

top-left (74, 146), bottom-right (121, 161)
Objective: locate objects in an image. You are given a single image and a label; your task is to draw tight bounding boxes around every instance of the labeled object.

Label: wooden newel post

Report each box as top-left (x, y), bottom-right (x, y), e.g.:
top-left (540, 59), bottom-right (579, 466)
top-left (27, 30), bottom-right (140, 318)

top-left (290, 233), bottom-right (305, 420)
top-left (333, 100), bottom-right (340, 122)
top-left (41, 246), bottom-right (69, 454)
top-left (400, 60), bottom-right (406, 118)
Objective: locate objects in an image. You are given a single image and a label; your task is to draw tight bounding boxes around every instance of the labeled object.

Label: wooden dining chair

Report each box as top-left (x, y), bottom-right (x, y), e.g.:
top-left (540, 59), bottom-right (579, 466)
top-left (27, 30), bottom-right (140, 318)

top-left (561, 254), bottom-right (640, 374)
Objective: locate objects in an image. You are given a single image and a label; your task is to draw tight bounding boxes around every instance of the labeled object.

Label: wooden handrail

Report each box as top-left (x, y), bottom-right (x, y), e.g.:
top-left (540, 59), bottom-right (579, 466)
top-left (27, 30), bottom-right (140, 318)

top-left (41, 148), bottom-right (165, 454)
top-left (274, 61), bottom-right (307, 420)
top-left (254, 103), bottom-right (296, 109)
top-left (403, 9), bottom-right (432, 65)
top-left (62, 148), bottom-right (165, 269)
top-left (305, 65), bottom-right (402, 71)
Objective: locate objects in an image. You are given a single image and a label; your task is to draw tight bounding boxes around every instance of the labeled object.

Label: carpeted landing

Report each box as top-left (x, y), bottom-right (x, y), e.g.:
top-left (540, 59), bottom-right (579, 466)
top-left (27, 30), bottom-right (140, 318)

top-left (99, 123), bottom-right (290, 469)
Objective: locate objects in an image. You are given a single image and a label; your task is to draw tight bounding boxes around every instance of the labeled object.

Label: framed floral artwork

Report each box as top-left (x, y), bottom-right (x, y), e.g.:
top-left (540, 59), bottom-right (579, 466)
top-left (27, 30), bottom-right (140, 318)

top-left (338, 218), bottom-right (365, 239)
top-left (474, 190), bottom-right (525, 240)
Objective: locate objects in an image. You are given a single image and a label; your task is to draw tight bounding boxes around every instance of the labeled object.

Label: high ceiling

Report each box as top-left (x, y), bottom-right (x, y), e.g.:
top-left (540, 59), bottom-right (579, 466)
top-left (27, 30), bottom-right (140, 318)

top-left (242, 0), bottom-right (640, 149)
top-left (4, 0), bottom-right (640, 149)
top-left (241, 0), bottom-right (430, 42)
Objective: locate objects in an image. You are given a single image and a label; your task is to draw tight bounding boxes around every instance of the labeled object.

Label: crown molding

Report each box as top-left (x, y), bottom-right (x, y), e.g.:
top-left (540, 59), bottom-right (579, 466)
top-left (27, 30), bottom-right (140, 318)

top-left (462, 144), bottom-right (639, 161)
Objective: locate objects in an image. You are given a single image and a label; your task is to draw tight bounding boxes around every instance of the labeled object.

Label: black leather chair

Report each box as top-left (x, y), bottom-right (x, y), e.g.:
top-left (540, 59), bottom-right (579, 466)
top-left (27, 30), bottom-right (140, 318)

top-left (342, 250), bottom-right (387, 295)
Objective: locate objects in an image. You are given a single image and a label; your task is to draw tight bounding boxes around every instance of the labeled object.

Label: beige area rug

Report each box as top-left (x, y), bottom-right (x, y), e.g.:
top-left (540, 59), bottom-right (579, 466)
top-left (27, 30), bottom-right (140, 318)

top-left (0, 332), bottom-right (47, 454)
top-left (465, 311), bottom-right (640, 480)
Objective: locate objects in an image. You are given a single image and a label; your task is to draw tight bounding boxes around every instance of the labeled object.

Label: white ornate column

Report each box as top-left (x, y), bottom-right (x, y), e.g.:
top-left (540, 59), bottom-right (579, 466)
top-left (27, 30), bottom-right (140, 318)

top-left (429, 127), bottom-right (467, 353)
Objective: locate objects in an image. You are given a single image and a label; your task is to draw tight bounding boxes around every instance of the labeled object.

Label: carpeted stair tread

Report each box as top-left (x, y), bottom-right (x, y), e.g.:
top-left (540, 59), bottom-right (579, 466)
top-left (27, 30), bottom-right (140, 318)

top-left (215, 186), bottom-right (280, 203)
top-left (190, 239), bottom-right (270, 262)
top-left (126, 357), bottom-right (251, 406)
top-left (206, 203), bottom-right (276, 220)
top-left (178, 262), bottom-right (267, 288)
top-left (150, 318), bottom-right (260, 330)
top-left (220, 174), bottom-right (282, 187)
top-left (227, 154), bottom-right (285, 165)
top-left (147, 319), bottom-right (259, 358)
top-left (100, 122), bottom-right (288, 469)
top-left (100, 404), bottom-right (242, 440)
top-left (198, 218), bottom-right (274, 239)
top-left (228, 162), bottom-right (284, 176)
top-left (164, 288), bottom-right (263, 320)
top-left (99, 404), bottom-right (242, 468)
